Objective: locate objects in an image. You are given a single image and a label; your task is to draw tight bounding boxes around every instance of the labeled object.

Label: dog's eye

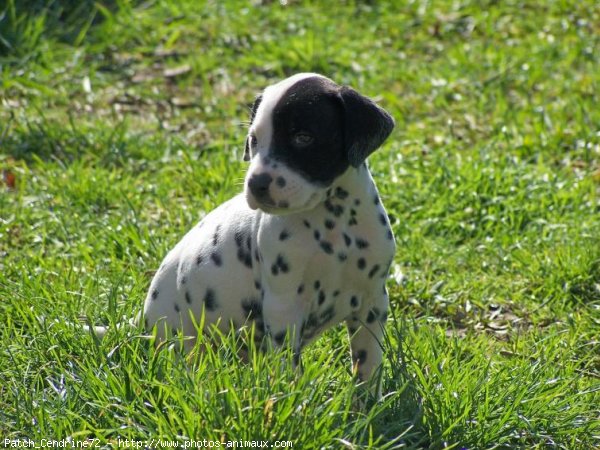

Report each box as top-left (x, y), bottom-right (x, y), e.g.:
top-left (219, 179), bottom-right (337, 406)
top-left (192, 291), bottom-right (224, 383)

top-left (292, 132), bottom-right (314, 148)
top-left (249, 134), bottom-right (258, 148)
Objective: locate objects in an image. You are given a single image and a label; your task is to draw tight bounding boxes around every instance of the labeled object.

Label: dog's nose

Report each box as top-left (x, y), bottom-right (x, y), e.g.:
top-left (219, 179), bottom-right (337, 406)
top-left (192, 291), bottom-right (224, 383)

top-left (248, 173), bottom-right (273, 199)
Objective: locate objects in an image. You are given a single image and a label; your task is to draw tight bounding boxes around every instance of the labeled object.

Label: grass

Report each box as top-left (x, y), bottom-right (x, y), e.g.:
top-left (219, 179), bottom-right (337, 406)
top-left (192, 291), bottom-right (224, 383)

top-left (1, 0), bottom-right (599, 448)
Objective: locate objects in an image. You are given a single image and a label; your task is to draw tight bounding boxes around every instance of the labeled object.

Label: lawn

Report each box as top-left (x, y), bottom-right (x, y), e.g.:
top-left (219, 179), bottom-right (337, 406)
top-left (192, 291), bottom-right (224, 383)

top-left (1, 0), bottom-right (599, 448)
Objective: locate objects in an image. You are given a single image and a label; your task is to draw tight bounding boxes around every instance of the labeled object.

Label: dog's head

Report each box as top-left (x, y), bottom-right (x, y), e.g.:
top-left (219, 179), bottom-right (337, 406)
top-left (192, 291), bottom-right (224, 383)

top-left (243, 73), bottom-right (394, 214)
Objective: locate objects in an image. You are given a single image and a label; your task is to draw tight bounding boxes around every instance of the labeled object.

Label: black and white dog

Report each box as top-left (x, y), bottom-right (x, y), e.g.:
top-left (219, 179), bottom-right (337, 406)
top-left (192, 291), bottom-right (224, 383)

top-left (142, 73), bottom-right (395, 394)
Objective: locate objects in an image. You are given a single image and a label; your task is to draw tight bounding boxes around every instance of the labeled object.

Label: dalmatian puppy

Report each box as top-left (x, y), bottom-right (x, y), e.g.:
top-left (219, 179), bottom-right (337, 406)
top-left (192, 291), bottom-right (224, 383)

top-left (143, 73), bottom-right (395, 393)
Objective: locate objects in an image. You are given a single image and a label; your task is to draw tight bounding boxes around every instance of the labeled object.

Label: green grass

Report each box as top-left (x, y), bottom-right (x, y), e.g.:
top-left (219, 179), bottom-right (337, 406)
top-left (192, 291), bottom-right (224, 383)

top-left (1, 0), bottom-right (599, 448)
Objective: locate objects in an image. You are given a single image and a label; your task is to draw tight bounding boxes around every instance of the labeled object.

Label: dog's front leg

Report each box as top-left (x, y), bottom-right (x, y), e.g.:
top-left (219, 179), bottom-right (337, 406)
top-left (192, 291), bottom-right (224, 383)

top-left (262, 291), bottom-right (304, 368)
top-left (346, 292), bottom-right (389, 400)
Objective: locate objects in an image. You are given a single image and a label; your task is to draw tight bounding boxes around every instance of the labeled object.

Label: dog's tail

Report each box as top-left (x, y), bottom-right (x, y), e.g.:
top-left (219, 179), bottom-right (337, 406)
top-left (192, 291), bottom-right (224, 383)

top-left (38, 315), bottom-right (138, 340)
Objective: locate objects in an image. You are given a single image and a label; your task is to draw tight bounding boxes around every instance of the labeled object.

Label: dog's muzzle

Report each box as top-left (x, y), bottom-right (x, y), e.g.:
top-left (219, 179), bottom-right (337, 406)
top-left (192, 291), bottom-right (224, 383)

top-left (247, 173), bottom-right (274, 208)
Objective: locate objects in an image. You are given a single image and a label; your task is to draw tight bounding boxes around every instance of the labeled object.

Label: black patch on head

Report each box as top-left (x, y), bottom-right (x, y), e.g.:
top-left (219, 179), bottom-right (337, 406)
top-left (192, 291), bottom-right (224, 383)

top-left (269, 77), bottom-right (348, 184)
top-left (204, 288), bottom-right (218, 311)
top-left (355, 237), bottom-right (369, 249)
top-left (151, 289), bottom-right (159, 300)
top-left (211, 252), bottom-right (222, 266)
top-left (367, 307), bottom-right (380, 324)
top-left (324, 219), bottom-right (335, 230)
top-left (279, 229), bottom-right (290, 241)
top-left (185, 291), bottom-right (192, 304)
top-left (320, 241), bottom-right (334, 254)
top-left (368, 264), bottom-right (380, 278)
top-left (357, 257), bottom-right (366, 270)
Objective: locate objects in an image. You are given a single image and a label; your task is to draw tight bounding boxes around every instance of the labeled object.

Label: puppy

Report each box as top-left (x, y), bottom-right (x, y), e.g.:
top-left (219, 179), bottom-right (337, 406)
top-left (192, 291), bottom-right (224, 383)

top-left (124, 73), bottom-right (395, 394)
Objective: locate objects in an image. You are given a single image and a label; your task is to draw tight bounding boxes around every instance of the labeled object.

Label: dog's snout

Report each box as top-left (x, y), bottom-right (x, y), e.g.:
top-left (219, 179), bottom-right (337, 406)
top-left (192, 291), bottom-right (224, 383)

top-left (248, 173), bottom-right (273, 199)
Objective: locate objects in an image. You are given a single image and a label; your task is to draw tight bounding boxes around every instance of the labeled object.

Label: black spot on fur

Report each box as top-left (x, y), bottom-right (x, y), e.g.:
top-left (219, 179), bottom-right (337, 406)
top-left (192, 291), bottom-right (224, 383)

top-left (276, 254), bottom-right (289, 273)
top-left (185, 291), bottom-right (192, 304)
top-left (303, 220), bottom-right (311, 228)
top-left (335, 186), bottom-right (349, 200)
top-left (380, 309), bottom-right (388, 322)
top-left (297, 284), bottom-right (305, 294)
top-left (314, 280), bottom-right (321, 290)
top-left (151, 289), bottom-right (159, 300)
top-left (324, 200), bottom-right (345, 217)
top-left (355, 238), bottom-right (369, 249)
top-left (234, 230), bottom-right (244, 247)
top-left (324, 219), bottom-right (335, 230)
top-left (379, 213), bottom-right (387, 225)
top-left (180, 276), bottom-right (187, 285)
top-left (354, 198), bottom-right (361, 206)
top-left (368, 264), bottom-right (380, 278)
top-left (350, 296), bottom-right (359, 308)
top-left (318, 290), bottom-right (326, 305)
top-left (374, 195), bottom-right (380, 205)
top-left (387, 229), bottom-right (394, 240)
top-left (320, 241), bottom-right (333, 254)
top-left (211, 252), bottom-right (222, 266)
top-left (320, 305), bottom-right (335, 324)
top-left (271, 264), bottom-right (279, 276)
top-left (174, 303), bottom-right (180, 312)
top-left (212, 225), bottom-right (221, 246)
top-left (279, 229), bottom-right (290, 241)
top-left (254, 280), bottom-right (261, 290)
top-left (353, 349), bottom-right (367, 364)
top-left (343, 233), bottom-right (352, 247)
top-left (204, 288), bottom-right (218, 311)
top-left (367, 307), bottom-right (380, 324)
top-left (357, 258), bottom-right (366, 270)
top-left (237, 247), bottom-right (253, 268)
top-left (196, 255), bottom-right (203, 265)
top-left (348, 326), bottom-right (357, 335)
top-left (350, 208), bottom-right (357, 216)
top-left (276, 176), bottom-right (286, 187)
top-left (348, 217), bottom-right (358, 226)
top-left (338, 252), bottom-right (347, 261)
top-left (254, 249), bottom-right (261, 262)
top-left (274, 331), bottom-right (286, 345)
top-left (242, 297), bottom-right (262, 319)
top-left (313, 230), bottom-right (321, 241)
top-left (333, 290), bottom-right (340, 297)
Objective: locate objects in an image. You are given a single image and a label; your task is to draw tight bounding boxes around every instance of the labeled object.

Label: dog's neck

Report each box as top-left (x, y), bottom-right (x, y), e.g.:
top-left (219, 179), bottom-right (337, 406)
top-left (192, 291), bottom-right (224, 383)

top-left (325, 163), bottom-right (379, 206)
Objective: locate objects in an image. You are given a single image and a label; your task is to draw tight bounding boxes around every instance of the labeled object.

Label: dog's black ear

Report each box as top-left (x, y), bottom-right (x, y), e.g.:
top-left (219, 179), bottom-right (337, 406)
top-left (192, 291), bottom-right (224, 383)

top-left (339, 86), bottom-right (394, 167)
top-left (243, 136), bottom-right (251, 162)
top-left (244, 94), bottom-right (263, 162)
